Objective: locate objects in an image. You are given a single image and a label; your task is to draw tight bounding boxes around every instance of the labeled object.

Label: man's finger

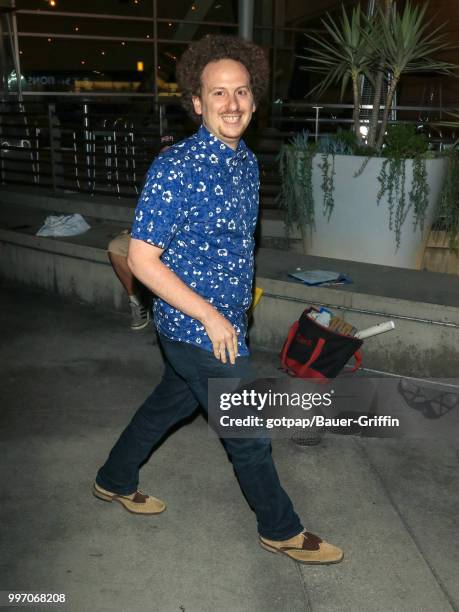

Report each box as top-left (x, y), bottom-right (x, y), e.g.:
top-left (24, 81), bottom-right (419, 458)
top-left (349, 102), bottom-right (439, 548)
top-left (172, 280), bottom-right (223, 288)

top-left (213, 343), bottom-right (222, 361)
top-left (220, 344), bottom-right (227, 364)
top-left (226, 337), bottom-right (236, 365)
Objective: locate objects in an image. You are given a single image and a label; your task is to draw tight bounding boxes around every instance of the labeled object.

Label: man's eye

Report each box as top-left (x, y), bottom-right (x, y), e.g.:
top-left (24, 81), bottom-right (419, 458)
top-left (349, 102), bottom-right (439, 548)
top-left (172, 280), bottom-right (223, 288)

top-left (238, 90), bottom-right (248, 96)
top-left (214, 91), bottom-right (224, 96)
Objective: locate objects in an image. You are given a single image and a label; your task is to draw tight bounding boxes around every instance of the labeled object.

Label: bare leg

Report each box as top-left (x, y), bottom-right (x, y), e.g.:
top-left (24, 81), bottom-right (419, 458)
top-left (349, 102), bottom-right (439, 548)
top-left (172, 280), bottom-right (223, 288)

top-left (108, 251), bottom-right (137, 297)
top-left (108, 251), bottom-right (150, 330)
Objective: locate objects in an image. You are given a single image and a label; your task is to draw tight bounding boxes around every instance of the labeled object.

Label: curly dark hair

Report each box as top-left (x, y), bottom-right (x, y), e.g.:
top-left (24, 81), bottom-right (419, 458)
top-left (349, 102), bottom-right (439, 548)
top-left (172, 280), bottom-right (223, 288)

top-left (176, 34), bottom-right (269, 122)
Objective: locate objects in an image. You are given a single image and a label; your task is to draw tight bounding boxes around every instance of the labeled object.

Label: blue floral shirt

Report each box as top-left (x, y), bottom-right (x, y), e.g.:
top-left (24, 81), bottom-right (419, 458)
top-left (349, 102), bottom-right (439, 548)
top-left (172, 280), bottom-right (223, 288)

top-left (131, 124), bottom-right (259, 355)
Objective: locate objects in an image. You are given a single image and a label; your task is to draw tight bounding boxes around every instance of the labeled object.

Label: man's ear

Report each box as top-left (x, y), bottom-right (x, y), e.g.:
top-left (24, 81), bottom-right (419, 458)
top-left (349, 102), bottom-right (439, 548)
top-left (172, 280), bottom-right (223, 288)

top-left (192, 95), bottom-right (202, 116)
top-left (252, 101), bottom-right (257, 113)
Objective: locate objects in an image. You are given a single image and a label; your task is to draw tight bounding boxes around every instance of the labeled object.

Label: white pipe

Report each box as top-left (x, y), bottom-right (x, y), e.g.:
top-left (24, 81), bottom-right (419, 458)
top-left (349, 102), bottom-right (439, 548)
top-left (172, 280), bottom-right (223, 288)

top-left (355, 321), bottom-right (395, 339)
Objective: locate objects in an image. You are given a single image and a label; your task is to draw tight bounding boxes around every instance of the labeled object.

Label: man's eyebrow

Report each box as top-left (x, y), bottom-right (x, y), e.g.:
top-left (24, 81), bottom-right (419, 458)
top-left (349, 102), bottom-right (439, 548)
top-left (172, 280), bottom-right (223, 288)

top-left (208, 85), bottom-right (251, 91)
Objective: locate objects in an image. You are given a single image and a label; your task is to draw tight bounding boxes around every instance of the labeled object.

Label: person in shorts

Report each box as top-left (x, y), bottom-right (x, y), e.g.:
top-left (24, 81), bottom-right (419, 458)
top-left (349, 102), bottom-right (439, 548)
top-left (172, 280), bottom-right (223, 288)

top-left (107, 135), bottom-right (174, 330)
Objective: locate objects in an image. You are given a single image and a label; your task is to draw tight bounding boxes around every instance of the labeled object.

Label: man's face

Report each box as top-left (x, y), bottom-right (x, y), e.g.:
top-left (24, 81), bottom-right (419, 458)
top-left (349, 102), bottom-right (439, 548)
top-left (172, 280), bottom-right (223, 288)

top-left (192, 59), bottom-right (256, 150)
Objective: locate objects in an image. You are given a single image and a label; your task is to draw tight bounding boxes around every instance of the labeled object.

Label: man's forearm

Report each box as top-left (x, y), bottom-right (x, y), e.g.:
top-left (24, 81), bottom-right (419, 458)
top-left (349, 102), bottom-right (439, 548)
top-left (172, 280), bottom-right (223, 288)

top-left (128, 255), bottom-right (214, 325)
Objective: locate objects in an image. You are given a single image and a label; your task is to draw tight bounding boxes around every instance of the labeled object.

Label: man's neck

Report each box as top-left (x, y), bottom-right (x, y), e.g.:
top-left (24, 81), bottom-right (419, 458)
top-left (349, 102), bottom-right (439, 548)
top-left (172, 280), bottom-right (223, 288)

top-left (201, 122), bottom-right (239, 151)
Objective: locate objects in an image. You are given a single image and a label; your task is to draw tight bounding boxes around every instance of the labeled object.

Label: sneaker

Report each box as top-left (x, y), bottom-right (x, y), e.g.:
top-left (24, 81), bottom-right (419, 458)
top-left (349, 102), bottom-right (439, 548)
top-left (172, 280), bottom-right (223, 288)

top-left (129, 295), bottom-right (150, 330)
top-left (259, 530), bottom-right (343, 565)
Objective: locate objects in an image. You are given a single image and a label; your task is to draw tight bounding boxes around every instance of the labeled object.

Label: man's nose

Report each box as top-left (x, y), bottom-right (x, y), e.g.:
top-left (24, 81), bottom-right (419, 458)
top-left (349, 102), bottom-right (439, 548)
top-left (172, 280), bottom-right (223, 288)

top-left (227, 93), bottom-right (239, 110)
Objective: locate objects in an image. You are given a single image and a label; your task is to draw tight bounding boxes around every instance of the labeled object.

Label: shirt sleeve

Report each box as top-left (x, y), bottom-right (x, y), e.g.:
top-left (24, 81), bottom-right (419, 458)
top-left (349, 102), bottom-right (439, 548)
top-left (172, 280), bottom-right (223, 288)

top-left (131, 155), bottom-right (188, 249)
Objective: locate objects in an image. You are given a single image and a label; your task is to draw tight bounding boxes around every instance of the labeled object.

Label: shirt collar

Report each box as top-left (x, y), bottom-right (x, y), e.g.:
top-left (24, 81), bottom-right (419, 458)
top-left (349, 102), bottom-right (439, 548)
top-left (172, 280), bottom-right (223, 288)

top-left (197, 124), bottom-right (248, 164)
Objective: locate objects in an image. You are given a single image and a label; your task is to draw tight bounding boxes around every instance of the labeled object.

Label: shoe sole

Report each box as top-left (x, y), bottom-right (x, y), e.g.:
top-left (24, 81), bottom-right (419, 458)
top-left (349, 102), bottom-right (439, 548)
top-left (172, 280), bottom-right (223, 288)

top-left (92, 485), bottom-right (166, 515)
top-left (259, 539), bottom-right (344, 565)
top-left (130, 319), bottom-right (150, 331)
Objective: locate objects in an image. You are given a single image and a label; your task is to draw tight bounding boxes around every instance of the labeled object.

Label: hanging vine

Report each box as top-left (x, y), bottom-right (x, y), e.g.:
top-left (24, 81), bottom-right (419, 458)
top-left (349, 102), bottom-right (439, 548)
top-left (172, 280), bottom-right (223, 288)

top-left (316, 132), bottom-right (354, 220)
top-left (410, 157), bottom-right (429, 232)
top-left (376, 125), bottom-right (430, 249)
top-left (319, 153), bottom-right (336, 220)
top-left (278, 132), bottom-right (316, 237)
top-left (436, 150), bottom-right (459, 248)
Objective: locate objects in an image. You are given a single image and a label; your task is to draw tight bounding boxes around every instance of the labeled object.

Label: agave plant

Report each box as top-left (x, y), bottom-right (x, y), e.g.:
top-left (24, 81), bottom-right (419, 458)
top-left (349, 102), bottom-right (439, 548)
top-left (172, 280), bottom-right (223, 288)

top-left (370, 1), bottom-right (457, 148)
top-left (300, 4), bottom-right (374, 145)
top-left (302, 1), bottom-right (457, 151)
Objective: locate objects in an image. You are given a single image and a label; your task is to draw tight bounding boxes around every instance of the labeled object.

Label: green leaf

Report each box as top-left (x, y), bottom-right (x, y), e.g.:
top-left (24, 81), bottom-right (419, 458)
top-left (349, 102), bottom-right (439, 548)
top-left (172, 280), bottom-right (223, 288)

top-left (303, 4), bottom-right (378, 100)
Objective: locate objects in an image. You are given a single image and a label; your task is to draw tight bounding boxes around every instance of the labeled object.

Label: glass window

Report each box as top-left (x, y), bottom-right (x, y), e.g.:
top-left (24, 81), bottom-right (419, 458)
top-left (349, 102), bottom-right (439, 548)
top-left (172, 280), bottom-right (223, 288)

top-left (16, 0), bottom-right (153, 18)
top-left (19, 37), bottom-right (156, 93)
top-left (1, 14), bottom-right (20, 96)
top-left (17, 14), bottom-right (154, 39)
top-left (157, 43), bottom-right (182, 95)
top-left (157, 0), bottom-right (236, 23)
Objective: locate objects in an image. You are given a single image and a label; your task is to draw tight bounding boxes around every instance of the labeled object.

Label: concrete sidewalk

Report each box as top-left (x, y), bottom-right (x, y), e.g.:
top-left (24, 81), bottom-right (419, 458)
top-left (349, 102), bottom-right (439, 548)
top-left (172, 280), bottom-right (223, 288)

top-left (1, 284), bottom-right (458, 612)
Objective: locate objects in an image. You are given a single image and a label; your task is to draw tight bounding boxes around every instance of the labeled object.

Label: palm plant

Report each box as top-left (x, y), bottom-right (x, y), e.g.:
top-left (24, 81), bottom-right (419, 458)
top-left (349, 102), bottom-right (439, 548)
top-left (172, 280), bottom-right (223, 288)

top-left (300, 4), bottom-right (374, 145)
top-left (302, 1), bottom-right (457, 151)
top-left (371, 1), bottom-right (457, 148)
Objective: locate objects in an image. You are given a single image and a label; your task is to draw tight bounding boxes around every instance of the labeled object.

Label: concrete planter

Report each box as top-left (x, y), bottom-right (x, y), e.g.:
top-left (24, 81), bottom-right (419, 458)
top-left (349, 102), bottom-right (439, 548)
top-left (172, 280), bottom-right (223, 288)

top-left (422, 230), bottom-right (459, 275)
top-left (300, 154), bottom-right (447, 270)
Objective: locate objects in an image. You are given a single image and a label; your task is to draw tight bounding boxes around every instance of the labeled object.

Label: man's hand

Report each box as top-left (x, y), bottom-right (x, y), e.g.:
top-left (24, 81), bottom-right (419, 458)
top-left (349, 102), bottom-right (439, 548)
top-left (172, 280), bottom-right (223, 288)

top-left (201, 308), bottom-right (239, 365)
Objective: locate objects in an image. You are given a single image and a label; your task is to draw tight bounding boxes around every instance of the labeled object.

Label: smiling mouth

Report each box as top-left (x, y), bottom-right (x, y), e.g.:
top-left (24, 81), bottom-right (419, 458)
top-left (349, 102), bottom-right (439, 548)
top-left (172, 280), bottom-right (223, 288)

top-left (221, 115), bottom-right (242, 124)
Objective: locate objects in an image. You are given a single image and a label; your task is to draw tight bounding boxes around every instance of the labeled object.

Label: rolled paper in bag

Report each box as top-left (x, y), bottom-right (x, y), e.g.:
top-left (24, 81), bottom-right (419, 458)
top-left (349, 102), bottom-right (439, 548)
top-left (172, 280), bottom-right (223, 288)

top-left (355, 321), bottom-right (395, 340)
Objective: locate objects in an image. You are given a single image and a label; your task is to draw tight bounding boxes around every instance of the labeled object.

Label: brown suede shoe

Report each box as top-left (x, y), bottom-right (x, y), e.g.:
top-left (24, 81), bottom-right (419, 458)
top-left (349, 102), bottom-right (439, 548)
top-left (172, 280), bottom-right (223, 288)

top-left (93, 482), bottom-right (166, 515)
top-left (259, 530), bottom-right (343, 565)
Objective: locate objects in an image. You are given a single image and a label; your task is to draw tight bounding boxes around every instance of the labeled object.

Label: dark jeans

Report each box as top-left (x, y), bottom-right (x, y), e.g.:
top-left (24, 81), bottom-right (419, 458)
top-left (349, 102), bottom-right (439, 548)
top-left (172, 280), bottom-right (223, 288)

top-left (96, 335), bottom-right (303, 540)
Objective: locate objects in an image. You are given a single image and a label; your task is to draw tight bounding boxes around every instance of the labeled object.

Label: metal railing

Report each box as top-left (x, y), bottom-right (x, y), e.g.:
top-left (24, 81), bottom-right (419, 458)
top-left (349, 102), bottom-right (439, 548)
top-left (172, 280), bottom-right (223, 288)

top-left (271, 100), bottom-right (458, 147)
top-left (1, 96), bottom-right (458, 204)
top-left (0, 96), bottom-right (189, 197)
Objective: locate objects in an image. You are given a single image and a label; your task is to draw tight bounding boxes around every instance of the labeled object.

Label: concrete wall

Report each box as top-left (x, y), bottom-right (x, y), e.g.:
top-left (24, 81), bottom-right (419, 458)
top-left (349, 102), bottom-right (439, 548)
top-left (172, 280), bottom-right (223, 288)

top-left (251, 277), bottom-right (459, 379)
top-left (0, 231), bottom-right (126, 312)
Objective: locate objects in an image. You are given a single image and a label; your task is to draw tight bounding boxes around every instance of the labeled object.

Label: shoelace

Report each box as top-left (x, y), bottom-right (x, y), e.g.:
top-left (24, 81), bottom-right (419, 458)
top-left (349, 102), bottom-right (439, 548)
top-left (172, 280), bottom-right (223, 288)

top-left (131, 301), bottom-right (147, 316)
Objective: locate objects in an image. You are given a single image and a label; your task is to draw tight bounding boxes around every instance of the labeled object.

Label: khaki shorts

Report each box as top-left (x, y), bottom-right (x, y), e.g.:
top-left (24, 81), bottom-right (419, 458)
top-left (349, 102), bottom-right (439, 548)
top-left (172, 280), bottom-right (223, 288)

top-left (108, 230), bottom-right (131, 257)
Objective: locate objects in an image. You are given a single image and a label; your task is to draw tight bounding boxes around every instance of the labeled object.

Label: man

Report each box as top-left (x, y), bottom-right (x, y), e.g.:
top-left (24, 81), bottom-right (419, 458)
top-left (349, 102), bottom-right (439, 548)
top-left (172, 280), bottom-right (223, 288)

top-left (93, 35), bottom-right (343, 565)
